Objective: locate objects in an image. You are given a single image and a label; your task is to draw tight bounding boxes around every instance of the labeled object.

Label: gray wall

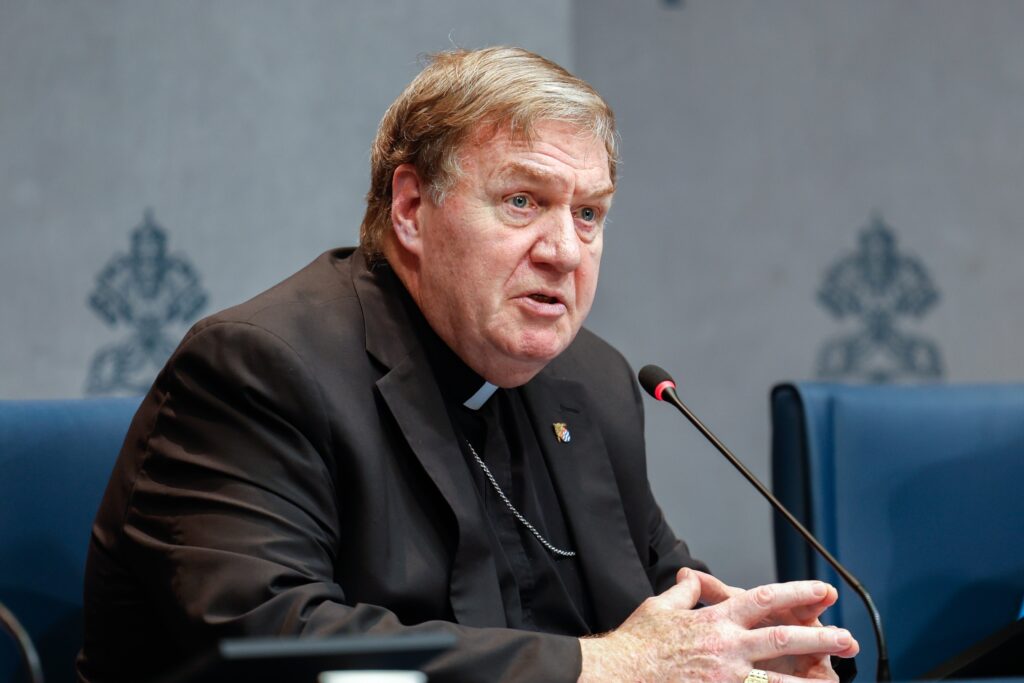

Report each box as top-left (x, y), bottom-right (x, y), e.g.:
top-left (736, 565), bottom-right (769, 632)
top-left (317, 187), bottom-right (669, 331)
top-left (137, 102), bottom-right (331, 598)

top-left (576, 0), bottom-right (1024, 589)
top-left (0, 0), bottom-right (571, 396)
top-left (3, 0), bottom-right (1024, 598)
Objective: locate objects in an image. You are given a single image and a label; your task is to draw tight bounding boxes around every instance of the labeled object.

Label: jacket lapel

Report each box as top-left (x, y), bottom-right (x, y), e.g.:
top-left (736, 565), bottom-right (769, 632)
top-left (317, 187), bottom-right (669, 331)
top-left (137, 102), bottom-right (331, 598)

top-left (521, 374), bottom-right (654, 631)
top-left (352, 255), bottom-right (506, 628)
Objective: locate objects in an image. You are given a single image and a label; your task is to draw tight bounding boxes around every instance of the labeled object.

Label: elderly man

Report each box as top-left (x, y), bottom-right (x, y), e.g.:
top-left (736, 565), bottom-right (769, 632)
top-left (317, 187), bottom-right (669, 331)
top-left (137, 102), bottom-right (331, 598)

top-left (78, 47), bottom-right (857, 682)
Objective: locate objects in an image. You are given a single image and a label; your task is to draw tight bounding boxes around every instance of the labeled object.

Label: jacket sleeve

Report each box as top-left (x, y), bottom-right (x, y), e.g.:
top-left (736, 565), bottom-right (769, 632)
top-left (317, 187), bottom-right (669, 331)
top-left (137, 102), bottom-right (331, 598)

top-left (644, 497), bottom-right (710, 594)
top-left (99, 320), bottom-right (581, 683)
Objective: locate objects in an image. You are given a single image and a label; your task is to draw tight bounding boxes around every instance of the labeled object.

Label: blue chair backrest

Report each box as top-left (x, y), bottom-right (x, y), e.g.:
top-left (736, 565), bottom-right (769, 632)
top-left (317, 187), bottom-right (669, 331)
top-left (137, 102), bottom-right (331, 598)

top-left (0, 398), bottom-right (140, 683)
top-left (771, 383), bottom-right (1024, 679)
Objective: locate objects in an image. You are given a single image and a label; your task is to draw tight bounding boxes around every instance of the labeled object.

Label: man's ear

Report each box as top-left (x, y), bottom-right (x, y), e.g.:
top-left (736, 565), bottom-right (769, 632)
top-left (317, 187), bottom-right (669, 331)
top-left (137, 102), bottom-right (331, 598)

top-left (391, 164), bottom-right (425, 255)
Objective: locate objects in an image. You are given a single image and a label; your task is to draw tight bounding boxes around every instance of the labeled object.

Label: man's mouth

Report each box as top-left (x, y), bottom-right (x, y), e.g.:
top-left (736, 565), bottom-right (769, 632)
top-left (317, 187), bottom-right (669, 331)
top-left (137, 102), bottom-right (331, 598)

top-left (528, 293), bottom-right (561, 305)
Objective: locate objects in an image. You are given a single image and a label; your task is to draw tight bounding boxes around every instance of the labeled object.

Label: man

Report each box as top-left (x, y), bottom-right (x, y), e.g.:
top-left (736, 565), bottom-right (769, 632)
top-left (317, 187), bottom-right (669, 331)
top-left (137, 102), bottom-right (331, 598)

top-left (79, 47), bottom-right (857, 682)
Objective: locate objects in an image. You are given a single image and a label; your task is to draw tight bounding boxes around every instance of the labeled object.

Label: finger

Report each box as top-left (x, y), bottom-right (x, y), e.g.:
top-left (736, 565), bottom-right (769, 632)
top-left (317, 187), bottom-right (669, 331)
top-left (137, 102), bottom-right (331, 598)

top-left (754, 653), bottom-right (839, 681)
top-left (726, 581), bottom-right (833, 627)
top-left (688, 570), bottom-right (744, 606)
top-left (743, 624), bottom-right (856, 661)
top-left (744, 660), bottom-right (840, 683)
top-left (834, 639), bottom-right (860, 658)
top-left (761, 670), bottom-right (840, 683)
top-left (660, 567), bottom-right (703, 610)
top-left (816, 624), bottom-right (859, 658)
top-left (787, 585), bottom-right (838, 623)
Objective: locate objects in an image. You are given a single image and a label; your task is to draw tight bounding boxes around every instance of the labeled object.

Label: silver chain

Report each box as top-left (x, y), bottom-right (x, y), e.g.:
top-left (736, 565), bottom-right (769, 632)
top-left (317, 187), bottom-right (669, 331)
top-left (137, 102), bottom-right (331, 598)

top-left (464, 440), bottom-right (577, 558)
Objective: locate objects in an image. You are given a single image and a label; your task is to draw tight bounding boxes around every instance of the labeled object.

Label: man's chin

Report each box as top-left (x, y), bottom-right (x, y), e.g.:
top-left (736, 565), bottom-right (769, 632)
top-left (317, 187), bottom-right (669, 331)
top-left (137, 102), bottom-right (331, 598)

top-left (463, 353), bottom-right (544, 390)
top-left (490, 342), bottom-right (573, 385)
top-left (515, 330), bottom-right (575, 360)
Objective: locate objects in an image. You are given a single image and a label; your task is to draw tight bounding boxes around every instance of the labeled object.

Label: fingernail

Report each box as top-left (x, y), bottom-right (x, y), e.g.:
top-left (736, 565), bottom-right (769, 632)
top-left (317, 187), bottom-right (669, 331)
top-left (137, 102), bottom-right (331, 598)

top-left (679, 568), bottom-right (690, 579)
top-left (812, 582), bottom-right (827, 598)
top-left (836, 633), bottom-right (852, 648)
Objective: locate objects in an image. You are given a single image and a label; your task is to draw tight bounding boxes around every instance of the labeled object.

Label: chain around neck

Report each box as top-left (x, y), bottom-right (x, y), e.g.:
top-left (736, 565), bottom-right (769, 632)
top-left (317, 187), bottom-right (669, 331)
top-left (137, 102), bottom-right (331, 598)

top-left (464, 439), bottom-right (577, 558)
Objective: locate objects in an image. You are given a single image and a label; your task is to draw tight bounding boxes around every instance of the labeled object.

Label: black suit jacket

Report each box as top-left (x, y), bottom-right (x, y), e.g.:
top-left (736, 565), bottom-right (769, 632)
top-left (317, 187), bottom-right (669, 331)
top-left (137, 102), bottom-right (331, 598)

top-left (78, 248), bottom-right (704, 683)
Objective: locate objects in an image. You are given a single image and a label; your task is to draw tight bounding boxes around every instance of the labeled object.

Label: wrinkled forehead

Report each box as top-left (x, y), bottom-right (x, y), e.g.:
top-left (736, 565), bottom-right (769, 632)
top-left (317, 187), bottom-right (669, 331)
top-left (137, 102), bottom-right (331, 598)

top-left (458, 120), bottom-right (614, 193)
top-left (463, 120), bottom-right (613, 177)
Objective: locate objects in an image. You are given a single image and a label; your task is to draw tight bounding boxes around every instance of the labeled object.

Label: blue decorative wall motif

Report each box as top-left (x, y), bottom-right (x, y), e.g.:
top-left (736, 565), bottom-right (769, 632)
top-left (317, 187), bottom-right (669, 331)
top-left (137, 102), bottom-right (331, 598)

top-left (816, 213), bottom-right (943, 383)
top-left (85, 210), bottom-right (208, 395)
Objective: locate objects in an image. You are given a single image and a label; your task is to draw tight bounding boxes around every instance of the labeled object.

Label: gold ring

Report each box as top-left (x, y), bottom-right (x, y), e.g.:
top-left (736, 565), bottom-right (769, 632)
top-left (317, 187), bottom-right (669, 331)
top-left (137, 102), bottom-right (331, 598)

top-left (744, 670), bottom-right (769, 683)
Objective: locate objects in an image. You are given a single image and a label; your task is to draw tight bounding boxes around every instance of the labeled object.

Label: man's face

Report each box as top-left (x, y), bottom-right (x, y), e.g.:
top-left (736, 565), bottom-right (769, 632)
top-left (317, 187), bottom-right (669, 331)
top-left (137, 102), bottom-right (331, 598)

top-left (408, 120), bottom-right (613, 387)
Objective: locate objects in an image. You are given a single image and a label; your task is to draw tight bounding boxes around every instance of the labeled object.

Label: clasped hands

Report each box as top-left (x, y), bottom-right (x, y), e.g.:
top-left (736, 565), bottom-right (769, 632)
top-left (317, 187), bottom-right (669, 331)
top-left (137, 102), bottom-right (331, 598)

top-left (579, 568), bottom-right (859, 682)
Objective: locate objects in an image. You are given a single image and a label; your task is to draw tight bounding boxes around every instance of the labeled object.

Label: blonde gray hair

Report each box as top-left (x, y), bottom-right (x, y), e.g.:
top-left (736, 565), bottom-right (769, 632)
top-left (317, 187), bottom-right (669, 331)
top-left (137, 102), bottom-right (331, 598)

top-left (359, 46), bottom-right (618, 261)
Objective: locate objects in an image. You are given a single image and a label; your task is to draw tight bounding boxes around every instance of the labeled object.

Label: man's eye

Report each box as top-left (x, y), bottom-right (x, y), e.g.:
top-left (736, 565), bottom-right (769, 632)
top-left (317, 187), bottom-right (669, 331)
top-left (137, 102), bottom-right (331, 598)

top-left (508, 195), bottom-right (531, 209)
top-left (578, 207), bottom-right (597, 222)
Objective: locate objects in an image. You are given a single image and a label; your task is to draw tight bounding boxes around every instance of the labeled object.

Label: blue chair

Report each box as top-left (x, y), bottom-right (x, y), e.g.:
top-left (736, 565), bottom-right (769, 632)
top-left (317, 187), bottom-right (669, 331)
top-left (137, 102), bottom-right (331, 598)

top-left (0, 398), bottom-right (140, 683)
top-left (771, 383), bottom-right (1024, 679)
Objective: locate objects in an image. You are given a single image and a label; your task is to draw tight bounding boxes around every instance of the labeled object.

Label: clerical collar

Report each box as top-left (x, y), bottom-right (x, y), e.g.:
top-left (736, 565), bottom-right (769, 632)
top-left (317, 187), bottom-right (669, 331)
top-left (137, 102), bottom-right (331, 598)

top-left (420, 324), bottom-right (498, 411)
top-left (384, 264), bottom-right (498, 410)
top-left (463, 381), bottom-right (499, 410)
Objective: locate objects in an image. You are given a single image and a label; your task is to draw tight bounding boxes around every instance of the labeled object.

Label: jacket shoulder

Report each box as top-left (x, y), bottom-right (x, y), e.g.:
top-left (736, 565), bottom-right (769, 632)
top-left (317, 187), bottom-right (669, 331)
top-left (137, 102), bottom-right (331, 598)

top-left (206, 248), bottom-right (357, 323)
top-left (183, 248), bottom-right (365, 355)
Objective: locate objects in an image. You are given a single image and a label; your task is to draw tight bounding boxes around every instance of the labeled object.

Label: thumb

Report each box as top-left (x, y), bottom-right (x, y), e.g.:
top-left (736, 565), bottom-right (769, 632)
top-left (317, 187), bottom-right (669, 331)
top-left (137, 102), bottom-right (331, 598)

top-left (662, 567), bottom-right (702, 610)
top-left (693, 570), bottom-right (741, 606)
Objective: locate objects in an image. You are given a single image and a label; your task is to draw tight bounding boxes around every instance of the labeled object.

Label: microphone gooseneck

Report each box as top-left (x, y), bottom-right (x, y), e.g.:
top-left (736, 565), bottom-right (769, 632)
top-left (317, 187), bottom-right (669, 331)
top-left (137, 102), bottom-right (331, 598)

top-left (638, 364), bottom-right (890, 682)
top-left (0, 600), bottom-right (44, 683)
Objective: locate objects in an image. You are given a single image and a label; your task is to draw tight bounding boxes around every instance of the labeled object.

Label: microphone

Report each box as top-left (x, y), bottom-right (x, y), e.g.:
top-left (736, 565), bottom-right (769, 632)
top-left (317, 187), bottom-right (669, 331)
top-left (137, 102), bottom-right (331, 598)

top-left (638, 364), bottom-right (890, 682)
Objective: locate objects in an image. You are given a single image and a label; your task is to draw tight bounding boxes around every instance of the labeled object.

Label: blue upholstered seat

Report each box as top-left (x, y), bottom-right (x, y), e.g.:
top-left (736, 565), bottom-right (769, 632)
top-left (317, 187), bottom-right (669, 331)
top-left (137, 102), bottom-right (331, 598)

top-left (0, 398), bottom-right (139, 683)
top-left (771, 383), bottom-right (1024, 679)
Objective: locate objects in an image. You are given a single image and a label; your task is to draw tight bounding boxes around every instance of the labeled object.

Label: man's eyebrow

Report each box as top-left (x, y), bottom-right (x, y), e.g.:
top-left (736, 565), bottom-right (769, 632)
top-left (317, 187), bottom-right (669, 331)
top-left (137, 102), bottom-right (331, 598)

top-left (493, 161), bottom-right (616, 199)
top-left (494, 162), bottom-right (567, 188)
top-left (586, 184), bottom-right (616, 200)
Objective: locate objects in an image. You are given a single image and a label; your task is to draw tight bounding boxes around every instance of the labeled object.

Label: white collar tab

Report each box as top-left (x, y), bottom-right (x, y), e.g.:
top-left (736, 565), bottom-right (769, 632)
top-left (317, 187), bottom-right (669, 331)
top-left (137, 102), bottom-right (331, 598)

top-left (462, 381), bottom-right (499, 410)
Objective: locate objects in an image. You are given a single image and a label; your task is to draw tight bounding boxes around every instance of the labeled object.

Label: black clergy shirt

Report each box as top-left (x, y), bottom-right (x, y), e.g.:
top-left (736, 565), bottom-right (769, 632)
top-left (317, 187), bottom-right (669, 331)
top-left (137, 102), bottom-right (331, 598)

top-left (397, 272), bottom-right (597, 636)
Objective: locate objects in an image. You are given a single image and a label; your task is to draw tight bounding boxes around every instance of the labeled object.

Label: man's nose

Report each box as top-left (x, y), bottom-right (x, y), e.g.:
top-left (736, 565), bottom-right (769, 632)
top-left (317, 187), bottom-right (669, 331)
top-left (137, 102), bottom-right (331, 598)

top-left (531, 209), bottom-right (581, 272)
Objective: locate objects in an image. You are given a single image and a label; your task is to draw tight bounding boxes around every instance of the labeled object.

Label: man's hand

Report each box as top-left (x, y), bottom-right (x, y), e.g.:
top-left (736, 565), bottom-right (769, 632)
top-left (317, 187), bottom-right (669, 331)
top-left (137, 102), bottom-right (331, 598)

top-left (693, 570), bottom-right (856, 680)
top-left (578, 568), bottom-right (859, 682)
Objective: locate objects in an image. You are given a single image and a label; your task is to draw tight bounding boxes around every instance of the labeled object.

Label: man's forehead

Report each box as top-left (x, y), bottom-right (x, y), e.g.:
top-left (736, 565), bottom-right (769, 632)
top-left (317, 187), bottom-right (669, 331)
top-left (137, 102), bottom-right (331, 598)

top-left (464, 123), bottom-right (614, 195)
top-left (492, 160), bottom-right (615, 198)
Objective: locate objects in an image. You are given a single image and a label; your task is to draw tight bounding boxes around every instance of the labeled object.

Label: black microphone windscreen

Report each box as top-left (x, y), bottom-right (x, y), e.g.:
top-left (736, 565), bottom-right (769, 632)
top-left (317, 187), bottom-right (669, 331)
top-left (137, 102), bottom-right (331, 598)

top-left (638, 365), bottom-right (674, 398)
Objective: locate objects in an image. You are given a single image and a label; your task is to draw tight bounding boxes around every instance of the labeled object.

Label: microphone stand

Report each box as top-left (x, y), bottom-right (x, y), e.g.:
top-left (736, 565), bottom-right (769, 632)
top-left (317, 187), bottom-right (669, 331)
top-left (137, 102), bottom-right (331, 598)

top-left (0, 600), bottom-right (44, 683)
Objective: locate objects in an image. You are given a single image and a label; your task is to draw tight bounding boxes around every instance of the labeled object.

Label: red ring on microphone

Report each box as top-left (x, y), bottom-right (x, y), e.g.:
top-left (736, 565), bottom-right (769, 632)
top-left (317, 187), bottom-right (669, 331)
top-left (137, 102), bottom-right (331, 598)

top-left (653, 380), bottom-right (676, 401)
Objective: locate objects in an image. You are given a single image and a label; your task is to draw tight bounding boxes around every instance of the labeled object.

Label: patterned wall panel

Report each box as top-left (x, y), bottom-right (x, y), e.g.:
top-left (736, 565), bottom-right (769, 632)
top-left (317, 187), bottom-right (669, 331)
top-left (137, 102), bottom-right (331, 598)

top-left (85, 210), bottom-right (208, 395)
top-left (816, 213), bottom-right (943, 382)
